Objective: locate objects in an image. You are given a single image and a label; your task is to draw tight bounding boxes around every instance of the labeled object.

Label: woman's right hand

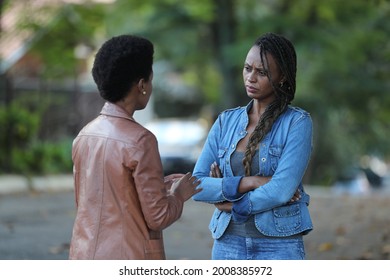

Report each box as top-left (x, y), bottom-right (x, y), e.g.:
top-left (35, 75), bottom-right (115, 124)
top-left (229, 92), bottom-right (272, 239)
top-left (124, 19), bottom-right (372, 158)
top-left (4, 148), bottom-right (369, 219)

top-left (209, 161), bottom-right (222, 178)
top-left (209, 162), bottom-right (233, 212)
top-left (214, 201), bottom-right (232, 212)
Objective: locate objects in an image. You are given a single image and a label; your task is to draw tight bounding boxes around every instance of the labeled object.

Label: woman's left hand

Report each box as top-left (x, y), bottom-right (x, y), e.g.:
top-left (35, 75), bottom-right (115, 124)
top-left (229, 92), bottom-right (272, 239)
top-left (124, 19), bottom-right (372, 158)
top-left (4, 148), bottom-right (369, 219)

top-left (290, 189), bottom-right (301, 202)
top-left (164, 173), bottom-right (185, 189)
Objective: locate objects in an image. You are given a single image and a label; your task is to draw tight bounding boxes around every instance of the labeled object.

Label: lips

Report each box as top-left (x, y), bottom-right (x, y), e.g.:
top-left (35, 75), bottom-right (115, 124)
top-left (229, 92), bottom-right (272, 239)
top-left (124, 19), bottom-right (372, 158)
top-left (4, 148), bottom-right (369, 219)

top-left (246, 85), bottom-right (258, 93)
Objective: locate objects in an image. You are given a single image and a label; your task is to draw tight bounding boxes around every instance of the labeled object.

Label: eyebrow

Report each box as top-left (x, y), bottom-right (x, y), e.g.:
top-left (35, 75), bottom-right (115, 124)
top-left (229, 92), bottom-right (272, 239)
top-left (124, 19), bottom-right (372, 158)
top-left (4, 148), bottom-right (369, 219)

top-left (245, 63), bottom-right (268, 71)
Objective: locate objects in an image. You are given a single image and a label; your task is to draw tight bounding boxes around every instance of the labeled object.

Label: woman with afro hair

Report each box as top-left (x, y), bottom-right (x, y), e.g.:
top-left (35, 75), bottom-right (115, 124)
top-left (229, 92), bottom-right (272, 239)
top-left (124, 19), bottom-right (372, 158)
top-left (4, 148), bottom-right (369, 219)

top-left (69, 35), bottom-right (201, 260)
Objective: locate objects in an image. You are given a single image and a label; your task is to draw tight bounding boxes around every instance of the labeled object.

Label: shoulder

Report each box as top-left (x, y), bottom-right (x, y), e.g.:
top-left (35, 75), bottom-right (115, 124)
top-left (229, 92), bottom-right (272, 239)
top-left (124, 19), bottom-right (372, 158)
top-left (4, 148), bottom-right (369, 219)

top-left (286, 105), bottom-right (310, 117)
top-left (220, 105), bottom-right (245, 116)
top-left (96, 115), bottom-right (157, 145)
top-left (282, 106), bottom-right (312, 125)
top-left (140, 125), bottom-right (158, 142)
top-left (217, 105), bottom-right (247, 123)
top-left (127, 122), bottom-right (157, 145)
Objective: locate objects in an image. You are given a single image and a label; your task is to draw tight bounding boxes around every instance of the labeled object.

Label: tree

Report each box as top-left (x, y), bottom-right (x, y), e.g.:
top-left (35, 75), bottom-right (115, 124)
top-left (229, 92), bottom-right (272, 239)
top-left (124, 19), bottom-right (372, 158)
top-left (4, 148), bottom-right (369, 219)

top-left (282, 0), bottom-right (390, 184)
top-left (5, 0), bottom-right (389, 184)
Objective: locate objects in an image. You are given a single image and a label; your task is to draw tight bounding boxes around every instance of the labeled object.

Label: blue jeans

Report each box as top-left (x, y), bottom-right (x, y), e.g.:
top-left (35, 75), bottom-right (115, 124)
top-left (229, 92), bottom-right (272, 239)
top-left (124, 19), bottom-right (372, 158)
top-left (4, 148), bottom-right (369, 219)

top-left (212, 233), bottom-right (306, 260)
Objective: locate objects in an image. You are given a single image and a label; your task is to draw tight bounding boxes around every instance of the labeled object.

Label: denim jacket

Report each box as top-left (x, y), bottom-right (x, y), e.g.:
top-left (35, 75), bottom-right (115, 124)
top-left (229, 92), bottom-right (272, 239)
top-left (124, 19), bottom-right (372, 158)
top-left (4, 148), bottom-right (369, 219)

top-left (193, 100), bottom-right (313, 239)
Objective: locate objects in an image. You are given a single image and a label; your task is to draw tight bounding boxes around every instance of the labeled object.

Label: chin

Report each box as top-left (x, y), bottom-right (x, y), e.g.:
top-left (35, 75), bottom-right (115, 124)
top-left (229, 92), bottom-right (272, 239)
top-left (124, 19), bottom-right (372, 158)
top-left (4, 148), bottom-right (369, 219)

top-left (136, 104), bottom-right (147, 110)
top-left (247, 92), bottom-right (257, 99)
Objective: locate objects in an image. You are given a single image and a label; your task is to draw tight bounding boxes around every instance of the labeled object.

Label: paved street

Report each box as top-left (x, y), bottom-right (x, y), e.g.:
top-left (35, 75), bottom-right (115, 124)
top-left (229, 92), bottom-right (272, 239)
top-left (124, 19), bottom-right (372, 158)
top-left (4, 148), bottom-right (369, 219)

top-left (1, 186), bottom-right (390, 260)
top-left (0, 190), bottom-right (214, 260)
top-left (0, 191), bottom-right (75, 259)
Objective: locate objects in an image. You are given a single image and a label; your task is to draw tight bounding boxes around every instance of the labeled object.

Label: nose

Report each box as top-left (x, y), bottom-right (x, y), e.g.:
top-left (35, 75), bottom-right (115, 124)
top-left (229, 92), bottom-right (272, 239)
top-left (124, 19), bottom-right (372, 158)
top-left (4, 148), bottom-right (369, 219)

top-left (246, 71), bottom-right (256, 83)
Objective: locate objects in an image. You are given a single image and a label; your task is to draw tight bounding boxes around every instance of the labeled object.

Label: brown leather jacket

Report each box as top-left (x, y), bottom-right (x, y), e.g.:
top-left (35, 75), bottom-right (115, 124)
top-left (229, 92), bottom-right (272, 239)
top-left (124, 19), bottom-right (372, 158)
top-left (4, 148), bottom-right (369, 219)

top-left (69, 102), bottom-right (184, 259)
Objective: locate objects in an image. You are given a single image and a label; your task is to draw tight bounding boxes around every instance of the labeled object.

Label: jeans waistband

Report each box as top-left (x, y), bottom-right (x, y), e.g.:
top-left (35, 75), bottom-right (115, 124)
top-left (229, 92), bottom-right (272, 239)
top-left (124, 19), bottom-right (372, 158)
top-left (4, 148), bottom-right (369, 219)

top-left (225, 216), bottom-right (301, 239)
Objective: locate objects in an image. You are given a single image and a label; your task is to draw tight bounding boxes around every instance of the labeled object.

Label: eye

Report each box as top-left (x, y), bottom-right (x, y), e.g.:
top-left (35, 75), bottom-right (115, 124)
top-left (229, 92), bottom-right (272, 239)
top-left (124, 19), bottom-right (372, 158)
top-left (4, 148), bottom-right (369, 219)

top-left (244, 66), bottom-right (251, 72)
top-left (257, 69), bottom-right (267, 76)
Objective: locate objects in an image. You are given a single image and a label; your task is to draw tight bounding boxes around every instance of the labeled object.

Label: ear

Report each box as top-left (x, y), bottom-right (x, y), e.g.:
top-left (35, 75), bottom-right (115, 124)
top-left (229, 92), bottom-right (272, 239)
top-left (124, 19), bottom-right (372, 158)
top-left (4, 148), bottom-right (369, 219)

top-left (137, 79), bottom-right (145, 93)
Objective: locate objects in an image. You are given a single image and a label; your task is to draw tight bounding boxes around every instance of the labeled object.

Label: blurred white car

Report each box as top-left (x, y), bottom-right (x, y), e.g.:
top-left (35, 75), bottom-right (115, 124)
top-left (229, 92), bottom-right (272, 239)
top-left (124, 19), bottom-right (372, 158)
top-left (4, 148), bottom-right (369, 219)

top-left (145, 118), bottom-right (208, 175)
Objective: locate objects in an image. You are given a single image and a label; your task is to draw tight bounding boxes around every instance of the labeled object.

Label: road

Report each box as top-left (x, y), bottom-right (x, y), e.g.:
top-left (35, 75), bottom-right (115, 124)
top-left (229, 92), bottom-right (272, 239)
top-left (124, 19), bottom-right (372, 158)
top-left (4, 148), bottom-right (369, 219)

top-left (0, 190), bottom-right (214, 260)
top-left (1, 187), bottom-right (389, 260)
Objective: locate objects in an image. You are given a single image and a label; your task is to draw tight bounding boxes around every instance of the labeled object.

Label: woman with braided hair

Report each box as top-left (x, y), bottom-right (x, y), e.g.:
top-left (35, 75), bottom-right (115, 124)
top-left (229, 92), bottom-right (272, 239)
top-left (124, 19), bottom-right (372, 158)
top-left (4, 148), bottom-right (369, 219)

top-left (192, 32), bottom-right (313, 260)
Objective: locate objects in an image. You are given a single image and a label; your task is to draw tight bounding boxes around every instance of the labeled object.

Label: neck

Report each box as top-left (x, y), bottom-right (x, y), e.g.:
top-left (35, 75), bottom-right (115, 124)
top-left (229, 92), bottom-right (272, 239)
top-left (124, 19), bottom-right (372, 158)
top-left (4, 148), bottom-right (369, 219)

top-left (115, 99), bottom-right (135, 118)
top-left (251, 99), bottom-right (272, 116)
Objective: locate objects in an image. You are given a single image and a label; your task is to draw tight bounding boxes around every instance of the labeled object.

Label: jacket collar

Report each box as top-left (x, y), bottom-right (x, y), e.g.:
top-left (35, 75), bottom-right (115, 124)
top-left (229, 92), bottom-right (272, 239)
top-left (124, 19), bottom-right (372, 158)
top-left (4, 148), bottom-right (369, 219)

top-left (246, 99), bottom-right (254, 113)
top-left (100, 102), bottom-right (134, 121)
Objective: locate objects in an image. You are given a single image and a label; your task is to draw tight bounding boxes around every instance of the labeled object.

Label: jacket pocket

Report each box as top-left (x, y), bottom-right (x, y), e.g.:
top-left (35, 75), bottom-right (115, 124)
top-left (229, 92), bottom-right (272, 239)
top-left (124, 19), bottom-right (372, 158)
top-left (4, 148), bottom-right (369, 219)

top-left (217, 148), bottom-right (228, 171)
top-left (273, 204), bottom-right (301, 233)
top-left (209, 209), bottom-right (231, 240)
top-left (209, 209), bottom-right (223, 234)
top-left (269, 145), bottom-right (282, 171)
top-left (144, 239), bottom-right (165, 260)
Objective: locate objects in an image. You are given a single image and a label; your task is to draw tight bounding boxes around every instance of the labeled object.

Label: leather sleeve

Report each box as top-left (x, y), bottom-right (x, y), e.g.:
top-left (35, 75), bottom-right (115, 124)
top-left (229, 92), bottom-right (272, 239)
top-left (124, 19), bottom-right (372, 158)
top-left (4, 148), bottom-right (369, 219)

top-left (127, 131), bottom-right (184, 231)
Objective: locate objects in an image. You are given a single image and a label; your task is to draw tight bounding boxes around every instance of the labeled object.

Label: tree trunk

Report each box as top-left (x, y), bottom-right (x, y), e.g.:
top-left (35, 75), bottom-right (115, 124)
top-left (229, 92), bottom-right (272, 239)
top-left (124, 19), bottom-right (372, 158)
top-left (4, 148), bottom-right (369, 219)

top-left (211, 0), bottom-right (242, 111)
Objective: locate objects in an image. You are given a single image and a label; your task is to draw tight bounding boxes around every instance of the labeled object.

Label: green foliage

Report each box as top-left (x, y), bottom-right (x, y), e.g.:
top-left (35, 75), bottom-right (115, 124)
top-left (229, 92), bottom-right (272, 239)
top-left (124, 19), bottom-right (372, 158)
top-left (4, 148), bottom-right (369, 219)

top-left (21, 3), bottom-right (106, 78)
top-left (106, 0), bottom-right (220, 105)
top-left (0, 100), bottom-right (41, 150)
top-left (6, 0), bottom-right (390, 185)
top-left (291, 0), bottom-right (390, 184)
top-left (0, 95), bottom-right (72, 175)
top-left (10, 139), bottom-right (73, 175)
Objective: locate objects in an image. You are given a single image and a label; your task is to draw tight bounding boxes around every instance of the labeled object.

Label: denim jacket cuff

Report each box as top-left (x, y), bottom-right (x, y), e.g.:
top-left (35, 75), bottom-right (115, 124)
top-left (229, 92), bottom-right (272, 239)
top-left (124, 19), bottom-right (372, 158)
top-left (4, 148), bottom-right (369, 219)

top-left (222, 176), bottom-right (244, 201)
top-left (232, 194), bottom-right (251, 222)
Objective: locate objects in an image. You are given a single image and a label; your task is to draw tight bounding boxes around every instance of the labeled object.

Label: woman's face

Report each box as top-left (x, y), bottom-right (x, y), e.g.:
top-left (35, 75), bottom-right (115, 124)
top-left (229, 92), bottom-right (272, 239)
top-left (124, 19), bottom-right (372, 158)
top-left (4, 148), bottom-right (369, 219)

top-left (243, 46), bottom-right (282, 104)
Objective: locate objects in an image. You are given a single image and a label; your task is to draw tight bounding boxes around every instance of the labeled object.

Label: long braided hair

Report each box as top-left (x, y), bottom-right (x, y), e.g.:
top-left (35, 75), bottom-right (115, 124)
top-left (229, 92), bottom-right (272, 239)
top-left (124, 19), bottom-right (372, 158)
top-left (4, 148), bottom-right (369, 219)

top-left (242, 33), bottom-right (297, 176)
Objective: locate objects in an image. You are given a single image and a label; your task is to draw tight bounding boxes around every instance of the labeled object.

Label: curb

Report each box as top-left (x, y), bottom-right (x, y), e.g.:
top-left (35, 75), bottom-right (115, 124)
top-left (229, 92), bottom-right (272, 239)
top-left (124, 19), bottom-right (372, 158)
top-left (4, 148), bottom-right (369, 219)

top-left (0, 174), bottom-right (73, 195)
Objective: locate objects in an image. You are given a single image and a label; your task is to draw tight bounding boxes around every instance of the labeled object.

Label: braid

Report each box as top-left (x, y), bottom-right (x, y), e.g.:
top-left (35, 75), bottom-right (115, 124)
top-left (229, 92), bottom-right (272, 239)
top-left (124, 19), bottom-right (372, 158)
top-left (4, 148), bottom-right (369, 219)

top-left (243, 33), bottom-right (297, 176)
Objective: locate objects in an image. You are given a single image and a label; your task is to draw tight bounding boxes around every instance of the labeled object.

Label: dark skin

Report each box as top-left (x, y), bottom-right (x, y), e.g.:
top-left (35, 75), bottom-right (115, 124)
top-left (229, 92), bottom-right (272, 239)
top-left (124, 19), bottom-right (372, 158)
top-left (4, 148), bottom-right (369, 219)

top-left (236, 47), bottom-right (283, 192)
top-left (211, 45), bottom-right (300, 213)
top-left (210, 163), bottom-right (301, 212)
